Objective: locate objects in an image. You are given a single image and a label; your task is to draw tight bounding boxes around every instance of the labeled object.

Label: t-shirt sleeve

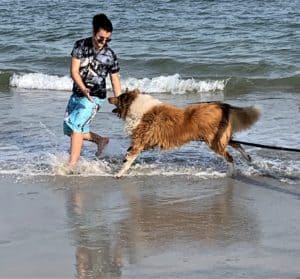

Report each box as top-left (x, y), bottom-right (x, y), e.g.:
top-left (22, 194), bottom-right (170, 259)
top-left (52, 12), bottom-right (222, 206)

top-left (70, 40), bottom-right (83, 59)
top-left (110, 51), bottom-right (120, 74)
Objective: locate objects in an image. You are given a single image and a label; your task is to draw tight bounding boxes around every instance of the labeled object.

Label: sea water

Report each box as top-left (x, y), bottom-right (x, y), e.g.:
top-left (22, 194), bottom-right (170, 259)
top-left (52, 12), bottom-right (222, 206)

top-left (0, 0), bottom-right (299, 183)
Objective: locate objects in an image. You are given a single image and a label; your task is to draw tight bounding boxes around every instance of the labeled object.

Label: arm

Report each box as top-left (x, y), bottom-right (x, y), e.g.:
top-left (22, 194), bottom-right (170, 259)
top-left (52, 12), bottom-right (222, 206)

top-left (70, 57), bottom-right (94, 102)
top-left (110, 72), bottom-right (122, 97)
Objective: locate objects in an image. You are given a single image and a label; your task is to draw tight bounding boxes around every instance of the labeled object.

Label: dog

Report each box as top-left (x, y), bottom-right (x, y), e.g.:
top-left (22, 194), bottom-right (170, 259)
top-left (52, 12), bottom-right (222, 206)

top-left (108, 89), bottom-right (260, 178)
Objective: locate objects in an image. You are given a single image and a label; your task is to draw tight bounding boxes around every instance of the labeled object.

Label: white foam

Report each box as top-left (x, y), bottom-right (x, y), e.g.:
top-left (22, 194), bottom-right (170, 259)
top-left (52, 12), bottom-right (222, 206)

top-left (10, 73), bottom-right (73, 91)
top-left (0, 152), bottom-right (299, 184)
top-left (9, 72), bottom-right (226, 94)
top-left (122, 74), bottom-right (226, 94)
top-left (49, 153), bottom-right (113, 176)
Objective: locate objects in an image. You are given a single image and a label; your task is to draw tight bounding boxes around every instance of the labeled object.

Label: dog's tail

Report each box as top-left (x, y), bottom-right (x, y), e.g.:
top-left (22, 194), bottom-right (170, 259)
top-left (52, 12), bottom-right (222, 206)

top-left (229, 106), bottom-right (260, 132)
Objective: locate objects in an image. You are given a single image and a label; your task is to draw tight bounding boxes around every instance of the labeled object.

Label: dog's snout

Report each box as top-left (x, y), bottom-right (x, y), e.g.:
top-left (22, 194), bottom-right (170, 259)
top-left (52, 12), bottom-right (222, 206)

top-left (108, 97), bottom-right (115, 104)
top-left (108, 96), bottom-right (119, 105)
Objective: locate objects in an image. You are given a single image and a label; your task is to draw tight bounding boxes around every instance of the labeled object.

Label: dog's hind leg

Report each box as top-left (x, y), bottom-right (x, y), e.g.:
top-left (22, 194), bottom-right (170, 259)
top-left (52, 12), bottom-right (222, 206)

top-left (209, 143), bottom-right (236, 177)
top-left (209, 136), bottom-right (236, 177)
top-left (221, 150), bottom-right (236, 177)
top-left (226, 162), bottom-right (235, 177)
top-left (222, 151), bottom-right (236, 177)
top-left (229, 141), bottom-right (251, 162)
top-left (213, 127), bottom-right (237, 177)
top-left (116, 146), bottom-right (143, 178)
top-left (217, 150), bottom-right (236, 177)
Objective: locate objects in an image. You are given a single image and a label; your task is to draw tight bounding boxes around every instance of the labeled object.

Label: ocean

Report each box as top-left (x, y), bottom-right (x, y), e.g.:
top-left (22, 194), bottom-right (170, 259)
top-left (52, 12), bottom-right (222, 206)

top-left (0, 0), bottom-right (299, 183)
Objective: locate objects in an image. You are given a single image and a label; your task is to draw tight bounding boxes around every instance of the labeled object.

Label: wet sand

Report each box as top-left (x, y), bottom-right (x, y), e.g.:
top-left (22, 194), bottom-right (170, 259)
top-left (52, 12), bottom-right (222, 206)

top-left (0, 174), bottom-right (300, 279)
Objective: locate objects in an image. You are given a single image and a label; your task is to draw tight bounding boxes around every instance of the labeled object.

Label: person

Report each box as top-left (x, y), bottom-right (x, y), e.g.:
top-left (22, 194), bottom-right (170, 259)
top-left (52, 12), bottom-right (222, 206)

top-left (63, 13), bottom-right (121, 169)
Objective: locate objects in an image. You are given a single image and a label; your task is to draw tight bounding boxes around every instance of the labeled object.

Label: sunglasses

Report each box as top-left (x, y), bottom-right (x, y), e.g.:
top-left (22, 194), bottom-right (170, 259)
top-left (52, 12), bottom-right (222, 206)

top-left (95, 36), bottom-right (111, 44)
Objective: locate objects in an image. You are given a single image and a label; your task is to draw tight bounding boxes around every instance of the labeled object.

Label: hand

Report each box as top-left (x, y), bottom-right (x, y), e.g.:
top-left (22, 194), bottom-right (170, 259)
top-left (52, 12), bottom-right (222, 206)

top-left (82, 88), bottom-right (94, 103)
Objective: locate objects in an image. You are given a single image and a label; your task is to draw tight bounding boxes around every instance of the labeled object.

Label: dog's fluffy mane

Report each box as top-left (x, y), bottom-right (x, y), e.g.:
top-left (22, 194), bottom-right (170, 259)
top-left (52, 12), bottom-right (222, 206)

top-left (124, 93), bottom-right (162, 135)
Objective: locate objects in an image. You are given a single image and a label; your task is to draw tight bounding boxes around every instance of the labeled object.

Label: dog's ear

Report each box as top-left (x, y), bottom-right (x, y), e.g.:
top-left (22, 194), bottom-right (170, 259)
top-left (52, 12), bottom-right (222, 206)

top-left (112, 108), bottom-right (119, 113)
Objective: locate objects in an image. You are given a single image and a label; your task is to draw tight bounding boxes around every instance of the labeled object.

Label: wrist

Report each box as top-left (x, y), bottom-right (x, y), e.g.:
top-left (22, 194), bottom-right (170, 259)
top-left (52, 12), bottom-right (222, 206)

top-left (81, 88), bottom-right (90, 95)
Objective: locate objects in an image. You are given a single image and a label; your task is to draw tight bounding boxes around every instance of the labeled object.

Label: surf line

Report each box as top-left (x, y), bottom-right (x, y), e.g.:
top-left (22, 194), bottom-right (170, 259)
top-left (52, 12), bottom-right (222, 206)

top-left (230, 140), bottom-right (300, 153)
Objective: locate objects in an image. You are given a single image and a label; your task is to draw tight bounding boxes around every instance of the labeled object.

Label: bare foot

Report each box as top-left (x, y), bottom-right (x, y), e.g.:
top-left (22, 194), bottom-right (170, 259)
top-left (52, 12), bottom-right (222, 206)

top-left (64, 163), bottom-right (76, 175)
top-left (95, 137), bottom-right (109, 157)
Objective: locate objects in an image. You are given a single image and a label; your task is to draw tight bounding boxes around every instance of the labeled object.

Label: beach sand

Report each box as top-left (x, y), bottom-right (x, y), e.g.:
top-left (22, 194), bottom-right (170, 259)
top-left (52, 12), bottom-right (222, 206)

top-left (0, 174), bottom-right (300, 279)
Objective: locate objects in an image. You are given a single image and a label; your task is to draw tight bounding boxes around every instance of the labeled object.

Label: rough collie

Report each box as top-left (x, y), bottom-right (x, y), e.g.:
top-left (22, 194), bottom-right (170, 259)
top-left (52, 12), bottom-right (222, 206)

top-left (108, 89), bottom-right (260, 178)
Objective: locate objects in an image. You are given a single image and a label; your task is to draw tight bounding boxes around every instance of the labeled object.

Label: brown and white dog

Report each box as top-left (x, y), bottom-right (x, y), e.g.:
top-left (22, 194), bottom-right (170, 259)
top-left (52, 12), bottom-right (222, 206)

top-left (108, 89), bottom-right (260, 178)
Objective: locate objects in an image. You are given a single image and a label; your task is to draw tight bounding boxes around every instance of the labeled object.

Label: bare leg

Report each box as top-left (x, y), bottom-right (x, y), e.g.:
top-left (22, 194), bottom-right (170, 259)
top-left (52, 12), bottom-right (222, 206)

top-left (68, 131), bottom-right (109, 168)
top-left (68, 132), bottom-right (84, 167)
top-left (83, 132), bottom-right (109, 157)
top-left (95, 137), bottom-right (109, 157)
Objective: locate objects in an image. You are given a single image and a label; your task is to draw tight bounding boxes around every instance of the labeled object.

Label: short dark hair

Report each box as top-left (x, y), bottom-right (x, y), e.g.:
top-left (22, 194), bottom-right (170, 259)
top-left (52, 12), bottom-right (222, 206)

top-left (92, 13), bottom-right (113, 33)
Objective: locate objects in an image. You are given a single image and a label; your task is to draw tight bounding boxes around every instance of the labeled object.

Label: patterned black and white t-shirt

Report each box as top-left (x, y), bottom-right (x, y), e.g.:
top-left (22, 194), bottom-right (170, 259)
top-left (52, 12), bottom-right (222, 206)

top-left (71, 37), bottom-right (120, 99)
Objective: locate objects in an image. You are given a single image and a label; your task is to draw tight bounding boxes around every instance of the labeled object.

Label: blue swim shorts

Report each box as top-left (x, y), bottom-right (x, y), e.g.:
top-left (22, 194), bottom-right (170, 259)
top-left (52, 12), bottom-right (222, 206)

top-left (63, 93), bottom-right (105, 136)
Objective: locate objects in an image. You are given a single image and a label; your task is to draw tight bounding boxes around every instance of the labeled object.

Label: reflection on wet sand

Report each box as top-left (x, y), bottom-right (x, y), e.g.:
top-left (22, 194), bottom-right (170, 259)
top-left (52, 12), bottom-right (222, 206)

top-left (64, 176), bottom-right (258, 278)
top-left (66, 187), bottom-right (123, 278)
